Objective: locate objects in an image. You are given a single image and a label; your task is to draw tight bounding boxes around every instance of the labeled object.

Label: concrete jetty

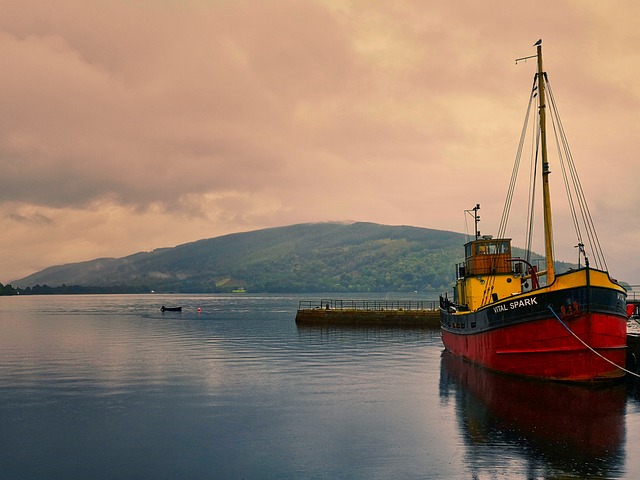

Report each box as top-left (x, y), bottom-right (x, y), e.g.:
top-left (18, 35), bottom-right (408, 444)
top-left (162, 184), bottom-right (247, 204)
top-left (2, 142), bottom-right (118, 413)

top-left (295, 299), bottom-right (440, 328)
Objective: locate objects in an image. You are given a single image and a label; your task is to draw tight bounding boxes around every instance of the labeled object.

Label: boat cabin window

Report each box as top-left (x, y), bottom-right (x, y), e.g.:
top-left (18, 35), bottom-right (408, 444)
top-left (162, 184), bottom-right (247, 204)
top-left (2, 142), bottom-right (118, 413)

top-left (475, 241), bottom-right (509, 255)
top-left (464, 238), bottom-right (512, 275)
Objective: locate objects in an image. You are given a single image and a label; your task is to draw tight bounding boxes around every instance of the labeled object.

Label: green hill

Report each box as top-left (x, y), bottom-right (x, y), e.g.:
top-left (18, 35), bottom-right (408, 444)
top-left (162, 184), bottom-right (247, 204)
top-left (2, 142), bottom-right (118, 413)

top-left (12, 222), bottom-right (574, 294)
top-left (13, 222), bottom-right (464, 293)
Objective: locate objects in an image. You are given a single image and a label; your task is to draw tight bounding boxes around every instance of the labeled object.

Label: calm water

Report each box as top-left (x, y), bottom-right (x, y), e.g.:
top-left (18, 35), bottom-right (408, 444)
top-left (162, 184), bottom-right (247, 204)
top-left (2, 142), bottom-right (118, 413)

top-left (1, 294), bottom-right (640, 479)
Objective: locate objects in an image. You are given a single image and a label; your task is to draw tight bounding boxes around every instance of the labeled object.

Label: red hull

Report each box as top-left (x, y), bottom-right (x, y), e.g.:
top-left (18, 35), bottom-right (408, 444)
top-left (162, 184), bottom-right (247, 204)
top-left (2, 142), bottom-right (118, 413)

top-left (441, 311), bottom-right (627, 382)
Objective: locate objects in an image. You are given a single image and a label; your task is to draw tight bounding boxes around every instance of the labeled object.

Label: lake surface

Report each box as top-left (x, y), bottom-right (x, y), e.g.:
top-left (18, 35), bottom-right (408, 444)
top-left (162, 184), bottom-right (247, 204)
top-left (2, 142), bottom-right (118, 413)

top-left (1, 294), bottom-right (639, 479)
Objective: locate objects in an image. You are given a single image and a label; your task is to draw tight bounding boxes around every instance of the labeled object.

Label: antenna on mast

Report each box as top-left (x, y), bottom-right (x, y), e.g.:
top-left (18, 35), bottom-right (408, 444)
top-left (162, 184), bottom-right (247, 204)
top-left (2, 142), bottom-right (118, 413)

top-left (515, 39), bottom-right (542, 64)
top-left (465, 204), bottom-right (481, 240)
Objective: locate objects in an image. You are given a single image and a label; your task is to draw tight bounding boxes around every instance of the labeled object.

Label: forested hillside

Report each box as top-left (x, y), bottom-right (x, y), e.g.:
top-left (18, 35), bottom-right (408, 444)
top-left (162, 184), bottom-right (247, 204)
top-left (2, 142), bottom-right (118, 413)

top-left (13, 223), bottom-right (464, 293)
top-left (12, 222), bottom-right (574, 294)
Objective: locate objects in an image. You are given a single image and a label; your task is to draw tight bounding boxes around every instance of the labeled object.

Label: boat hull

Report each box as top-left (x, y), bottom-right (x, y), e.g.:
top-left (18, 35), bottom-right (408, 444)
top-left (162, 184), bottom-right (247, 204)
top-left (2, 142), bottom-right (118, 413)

top-left (441, 284), bottom-right (627, 382)
top-left (161, 306), bottom-right (182, 312)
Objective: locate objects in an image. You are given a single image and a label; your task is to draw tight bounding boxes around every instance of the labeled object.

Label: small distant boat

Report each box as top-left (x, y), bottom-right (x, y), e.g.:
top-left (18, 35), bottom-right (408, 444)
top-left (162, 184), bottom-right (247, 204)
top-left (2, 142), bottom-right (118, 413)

top-left (161, 306), bottom-right (182, 312)
top-left (232, 287), bottom-right (246, 293)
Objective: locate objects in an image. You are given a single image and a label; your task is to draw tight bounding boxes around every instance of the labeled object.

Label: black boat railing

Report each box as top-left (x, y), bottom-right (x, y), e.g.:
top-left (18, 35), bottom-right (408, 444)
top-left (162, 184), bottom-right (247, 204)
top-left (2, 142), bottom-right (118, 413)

top-left (297, 299), bottom-right (438, 311)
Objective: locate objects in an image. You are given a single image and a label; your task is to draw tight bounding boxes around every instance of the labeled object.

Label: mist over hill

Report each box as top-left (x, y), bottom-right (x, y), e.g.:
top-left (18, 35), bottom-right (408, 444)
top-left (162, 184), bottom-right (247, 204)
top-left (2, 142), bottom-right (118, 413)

top-left (12, 222), bottom-right (574, 294)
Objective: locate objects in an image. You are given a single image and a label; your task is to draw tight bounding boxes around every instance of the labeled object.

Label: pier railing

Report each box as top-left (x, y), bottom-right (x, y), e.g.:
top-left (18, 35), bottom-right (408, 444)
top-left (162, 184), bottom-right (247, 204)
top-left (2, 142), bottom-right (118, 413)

top-left (297, 299), bottom-right (438, 312)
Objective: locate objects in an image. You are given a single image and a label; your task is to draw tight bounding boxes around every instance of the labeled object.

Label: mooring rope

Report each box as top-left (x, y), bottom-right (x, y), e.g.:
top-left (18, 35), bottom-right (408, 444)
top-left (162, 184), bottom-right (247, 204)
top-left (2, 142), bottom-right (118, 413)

top-left (547, 305), bottom-right (640, 379)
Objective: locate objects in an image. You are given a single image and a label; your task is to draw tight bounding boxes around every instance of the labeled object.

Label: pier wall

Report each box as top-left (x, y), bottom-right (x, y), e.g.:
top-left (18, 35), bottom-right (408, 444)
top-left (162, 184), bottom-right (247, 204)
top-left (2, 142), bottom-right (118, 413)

top-left (295, 299), bottom-right (440, 328)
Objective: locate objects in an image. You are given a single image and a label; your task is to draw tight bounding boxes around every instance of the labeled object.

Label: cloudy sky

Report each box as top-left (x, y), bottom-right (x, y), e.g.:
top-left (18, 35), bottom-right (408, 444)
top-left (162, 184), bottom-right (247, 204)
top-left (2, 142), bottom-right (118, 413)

top-left (2, 0), bottom-right (640, 284)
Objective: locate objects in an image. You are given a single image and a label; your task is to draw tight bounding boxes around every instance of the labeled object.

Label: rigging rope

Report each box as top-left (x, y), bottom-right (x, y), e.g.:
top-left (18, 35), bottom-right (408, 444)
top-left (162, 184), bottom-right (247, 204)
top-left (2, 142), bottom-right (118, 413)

top-left (481, 68), bottom-right (615, 306)
top-left (545, 76), bottom-right (608, 271)
top-left (483, 77), bottom-right (538, 307)
top-left (548, 305), bottom-right (640, 378)
top-left (498, 76), bottom-right (537, 240)
top-left (495, 69), bottom-right (610, 289)
top-left (526, 115), bottom-right (540, 263)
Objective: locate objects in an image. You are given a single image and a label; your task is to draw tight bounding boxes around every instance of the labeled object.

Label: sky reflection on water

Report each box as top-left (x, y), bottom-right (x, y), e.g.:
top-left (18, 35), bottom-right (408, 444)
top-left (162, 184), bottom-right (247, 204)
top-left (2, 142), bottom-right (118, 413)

top-left (0, 294), bottom-right (639, 479)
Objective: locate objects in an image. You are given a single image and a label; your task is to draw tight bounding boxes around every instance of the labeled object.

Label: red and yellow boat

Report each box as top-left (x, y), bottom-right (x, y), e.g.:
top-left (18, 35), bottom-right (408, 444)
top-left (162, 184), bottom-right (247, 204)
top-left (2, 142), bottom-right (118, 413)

top-left (439, 41), bottom-right (628, 382)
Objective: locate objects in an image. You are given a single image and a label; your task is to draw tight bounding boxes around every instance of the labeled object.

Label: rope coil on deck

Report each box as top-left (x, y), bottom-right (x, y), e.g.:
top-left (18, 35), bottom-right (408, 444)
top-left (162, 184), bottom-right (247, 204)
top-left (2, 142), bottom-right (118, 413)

top-left (548, 305), bottom-right (640, 379)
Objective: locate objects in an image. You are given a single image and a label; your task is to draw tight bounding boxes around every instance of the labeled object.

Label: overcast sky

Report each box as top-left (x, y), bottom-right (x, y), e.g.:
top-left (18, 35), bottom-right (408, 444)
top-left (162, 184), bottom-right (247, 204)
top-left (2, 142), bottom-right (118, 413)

top-left (2, 0), bottom-right (640, 285)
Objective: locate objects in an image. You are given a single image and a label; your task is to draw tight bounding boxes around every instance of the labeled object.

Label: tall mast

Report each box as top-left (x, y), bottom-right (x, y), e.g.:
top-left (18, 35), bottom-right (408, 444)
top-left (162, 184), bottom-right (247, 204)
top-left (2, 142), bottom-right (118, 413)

top-left (537, 42), bottom-right (555, 284)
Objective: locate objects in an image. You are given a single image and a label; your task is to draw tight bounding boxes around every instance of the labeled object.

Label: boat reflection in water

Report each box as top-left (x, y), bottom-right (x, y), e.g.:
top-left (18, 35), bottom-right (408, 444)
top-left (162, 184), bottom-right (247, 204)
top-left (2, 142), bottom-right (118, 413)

top-left (439, 352), bottom-right (627, 478)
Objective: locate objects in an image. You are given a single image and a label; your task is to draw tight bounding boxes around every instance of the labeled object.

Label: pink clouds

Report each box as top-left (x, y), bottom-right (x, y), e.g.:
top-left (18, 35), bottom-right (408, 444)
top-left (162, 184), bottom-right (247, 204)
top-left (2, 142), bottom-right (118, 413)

top-left (1, 0), bottom-right (640, 283)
